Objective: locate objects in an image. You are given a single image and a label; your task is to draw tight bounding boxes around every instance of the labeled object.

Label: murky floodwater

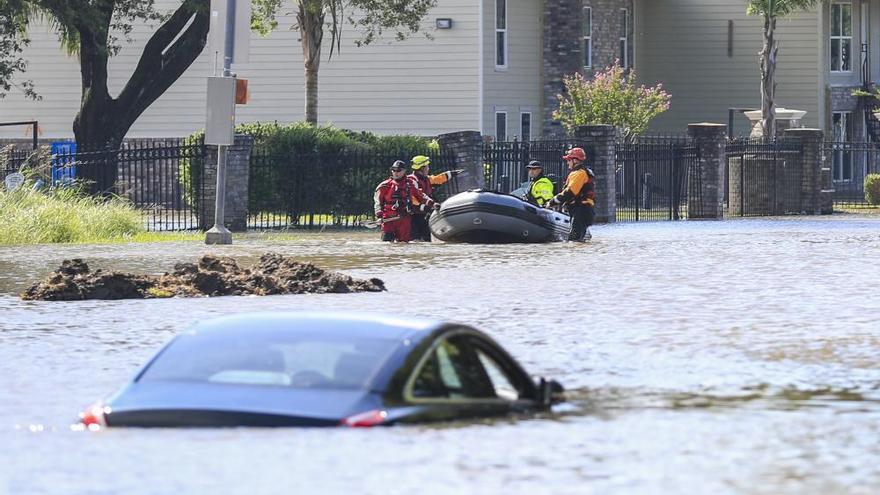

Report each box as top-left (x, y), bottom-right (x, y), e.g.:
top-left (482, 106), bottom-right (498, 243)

top-left (2, 216), bottom-right (879, 494)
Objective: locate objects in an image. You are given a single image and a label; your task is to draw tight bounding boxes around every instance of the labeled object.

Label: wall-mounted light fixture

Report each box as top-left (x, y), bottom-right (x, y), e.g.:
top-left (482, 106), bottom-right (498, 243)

top-left (436, 18), bottom-right (453, 29)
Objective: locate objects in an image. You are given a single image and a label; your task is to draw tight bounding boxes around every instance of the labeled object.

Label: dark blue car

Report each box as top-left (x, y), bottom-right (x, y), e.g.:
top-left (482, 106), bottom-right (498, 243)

top-left (80, 313), bottom-right (564, 428)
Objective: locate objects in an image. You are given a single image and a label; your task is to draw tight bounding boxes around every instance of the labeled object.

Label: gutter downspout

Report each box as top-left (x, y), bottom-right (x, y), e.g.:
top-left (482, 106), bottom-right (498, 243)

top-left (478, 0), bottom-right (485, 133)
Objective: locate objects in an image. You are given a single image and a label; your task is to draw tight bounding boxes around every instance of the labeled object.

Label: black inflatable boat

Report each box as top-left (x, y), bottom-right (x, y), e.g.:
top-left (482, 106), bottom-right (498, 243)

top-left (429, 190), bottom-right (571, 243)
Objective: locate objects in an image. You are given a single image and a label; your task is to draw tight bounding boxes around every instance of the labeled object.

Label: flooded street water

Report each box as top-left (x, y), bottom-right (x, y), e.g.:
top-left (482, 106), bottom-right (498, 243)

top-left (2, 216), bottom-right (879, 494)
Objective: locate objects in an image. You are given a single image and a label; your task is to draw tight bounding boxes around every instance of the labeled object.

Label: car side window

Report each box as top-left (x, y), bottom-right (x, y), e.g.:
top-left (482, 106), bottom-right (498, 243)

top-left (475, 349), bottom-right (520, 401)
top-left (411, 337), bottom-right (495, 399)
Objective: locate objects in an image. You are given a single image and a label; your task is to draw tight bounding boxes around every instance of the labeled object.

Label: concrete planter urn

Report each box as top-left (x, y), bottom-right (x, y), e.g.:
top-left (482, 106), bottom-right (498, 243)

top-left (744, 108), bottom-right (807, 139)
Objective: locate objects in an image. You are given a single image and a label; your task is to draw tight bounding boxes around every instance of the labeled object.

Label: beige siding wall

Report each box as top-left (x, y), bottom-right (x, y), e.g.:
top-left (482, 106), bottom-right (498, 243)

top-left (0, 0), bottom-right (479, 139)
top-left (482, 0), bottom-right (543, 140)
top-left (635, 0), bottom-right (822, 134)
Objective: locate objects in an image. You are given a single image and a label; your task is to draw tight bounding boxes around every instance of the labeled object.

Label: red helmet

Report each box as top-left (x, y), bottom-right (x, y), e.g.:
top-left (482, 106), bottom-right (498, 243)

top-left (562, 147), bottom-right (586, 162)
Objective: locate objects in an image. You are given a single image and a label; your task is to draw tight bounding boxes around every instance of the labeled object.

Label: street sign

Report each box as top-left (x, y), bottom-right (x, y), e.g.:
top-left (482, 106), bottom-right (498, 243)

top-left (205, 76), bottom-right (237, 146)
top-left (209, 0), bottom-right (251, 64)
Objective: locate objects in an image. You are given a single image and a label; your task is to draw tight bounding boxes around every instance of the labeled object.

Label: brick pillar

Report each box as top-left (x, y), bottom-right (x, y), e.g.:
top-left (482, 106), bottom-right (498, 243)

top-left (438, 131), bottom-right (484, 190)
top-left (542, 0), bottom-right (583, 138)
top-left (687, 123), bottom-right (728, 219)
top-left (201, 134), bottom-right (253, 231)
top-left (784, 128), bottom-right (828, 214)
top-left (573, 125), bottom-right (617, 223)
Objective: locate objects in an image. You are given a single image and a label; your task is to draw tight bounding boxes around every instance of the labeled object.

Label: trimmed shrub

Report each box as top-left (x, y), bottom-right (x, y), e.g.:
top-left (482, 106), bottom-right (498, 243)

top-left (180, 122), bottom-right (438, 216)
top-left (865, 174), bottom-right (880, 205)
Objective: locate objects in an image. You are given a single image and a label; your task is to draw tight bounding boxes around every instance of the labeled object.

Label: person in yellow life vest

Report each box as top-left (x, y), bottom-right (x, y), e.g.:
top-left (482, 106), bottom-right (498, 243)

top-left (547, 147), bottom-right (595, 241)
top-left (408, 155), bottom-right (464, 242)
top-left (523, 160), bottom-right (555, 207)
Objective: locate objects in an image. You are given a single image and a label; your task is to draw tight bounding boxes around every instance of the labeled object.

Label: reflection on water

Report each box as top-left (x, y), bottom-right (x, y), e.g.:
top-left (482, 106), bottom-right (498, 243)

top-left (2, 216), bottom-right (880, 494)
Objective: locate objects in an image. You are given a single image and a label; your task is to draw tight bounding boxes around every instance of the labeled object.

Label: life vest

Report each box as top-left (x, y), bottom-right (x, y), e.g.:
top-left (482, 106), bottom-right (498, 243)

top-left (559, 165), bottom-right (595, 207)
top-left (408, 171), bottom-right (451, 205)
top-left (375, 177), bottom-right (425, 216)
top-left (525, 175), bottom-right (555, 207)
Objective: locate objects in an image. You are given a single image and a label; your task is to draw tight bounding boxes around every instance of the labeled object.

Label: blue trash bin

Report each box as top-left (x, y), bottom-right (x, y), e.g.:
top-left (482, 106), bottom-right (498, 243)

top-left (51, 141), bottom-right (77, 185)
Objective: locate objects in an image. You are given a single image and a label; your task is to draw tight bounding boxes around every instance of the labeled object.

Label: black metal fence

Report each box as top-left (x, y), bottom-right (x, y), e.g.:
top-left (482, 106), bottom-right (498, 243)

top-left (725, 138), bottom-right (804, 217)
top-left (248, 149), bottom-right (459, 229)
top-left (483, 139), bottom-right (581, 195)
top-left (615, 136), bottom-right (694, 221)
top-left (824, 141), bottom-right (880, 207)
top-left (2, 140), bottom-right (206, 231)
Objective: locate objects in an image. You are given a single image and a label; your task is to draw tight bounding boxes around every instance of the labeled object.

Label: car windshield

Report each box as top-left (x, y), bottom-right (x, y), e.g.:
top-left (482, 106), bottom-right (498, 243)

top-left (139, 328), bottom-right (400, 390)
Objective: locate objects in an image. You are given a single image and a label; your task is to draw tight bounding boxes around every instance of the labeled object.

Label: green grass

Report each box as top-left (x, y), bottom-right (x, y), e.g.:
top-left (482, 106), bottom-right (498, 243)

top-left (0, 187), bottom-right (147, 246)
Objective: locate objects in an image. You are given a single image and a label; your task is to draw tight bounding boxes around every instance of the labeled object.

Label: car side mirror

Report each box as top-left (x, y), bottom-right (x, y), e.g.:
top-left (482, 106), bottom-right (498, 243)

top-left (537, 377), bottom-right (565, 408)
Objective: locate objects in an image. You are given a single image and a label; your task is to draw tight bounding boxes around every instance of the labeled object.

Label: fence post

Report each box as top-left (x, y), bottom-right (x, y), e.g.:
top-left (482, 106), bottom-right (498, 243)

top-left (573, 125), bottom-right (617, 223)
top-left (438, 131), bottom-right (484, 190)
top-left (201, 134), bottom-right (253, 231)
top-left (687, 123), bottom-right (728, 219)
top-left (783, 128), bottom-right (828, 214)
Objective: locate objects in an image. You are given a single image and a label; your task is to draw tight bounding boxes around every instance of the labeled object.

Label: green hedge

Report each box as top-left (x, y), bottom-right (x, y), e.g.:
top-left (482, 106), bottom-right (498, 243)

top-left (180, 122), bottom-right (438, 212)
top-left (866, 173), bottom-right (880, 205)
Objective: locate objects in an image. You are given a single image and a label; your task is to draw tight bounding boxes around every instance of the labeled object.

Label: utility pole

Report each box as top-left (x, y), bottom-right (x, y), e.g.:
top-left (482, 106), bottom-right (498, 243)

top-left (205, 0), bottom-right (238, 245)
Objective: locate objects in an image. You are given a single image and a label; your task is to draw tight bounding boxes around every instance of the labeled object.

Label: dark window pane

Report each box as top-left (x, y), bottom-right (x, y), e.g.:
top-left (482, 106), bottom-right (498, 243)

top-left (831, 39), bottom-right (840, 71)
top-left (620, 40), bottom-right (627, 66)
top-left (621, 9), bottom-right (627, 33)
top-left (496, 0), bottom-right (506, 29)
top-left (842, 5), bottom-right (852, 36)
top-left (842, 39), bottom-right (852, 71)
top-left (832, 4), bottom-right (841, 37)
top-left (496, 113), bottom-right (507, 141)
top-left (496, 32), bottom-right (506, 66)
top-left (583, 7), bottom-right (591, 37)
top-left (521, 113), bottom-right (531, 140)
top-left (584, 39), bottom-right (591, 67)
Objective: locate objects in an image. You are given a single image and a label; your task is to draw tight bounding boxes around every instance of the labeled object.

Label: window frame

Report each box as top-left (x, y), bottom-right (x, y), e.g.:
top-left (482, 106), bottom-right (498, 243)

top-left (402, 330), bottom-right (530, 405)
top-left (620, 8), bottom-right (629, 68)
top-left (520, 112), bottom-right (532, 141)
top-left (583, 7), bottom-right (592, 69)
top-left (831, 111), bottom-right (855, 182)
top-left (830, 2), bottom-right (853, 73)
top-left (495, 0), bottom-right (508, 70)
top-left (495, 111), bottom-right (508, 142)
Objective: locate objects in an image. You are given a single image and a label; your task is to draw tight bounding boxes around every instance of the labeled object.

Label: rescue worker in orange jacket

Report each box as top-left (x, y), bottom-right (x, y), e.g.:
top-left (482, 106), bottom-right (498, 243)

top-left (547, 147), bottom-right (595, 241)
top-left (407, 155), bottom-right (464, 242)
top-left (374, 160), bottom-right (436, 242)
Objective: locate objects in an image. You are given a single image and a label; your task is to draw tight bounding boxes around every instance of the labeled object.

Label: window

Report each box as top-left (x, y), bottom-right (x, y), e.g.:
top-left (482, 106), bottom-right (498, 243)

top-left (832, 112), bottom-right (854, 181)
top-left (496, 111), bottom-right (507, 142)
top-left (520, 112), bottom-right (531, 141)
top-left (495, 0), bottom-right (507, 68)
top-left (138, 330), bottom-right (398, 390)
top-left (410, 338), bottom-right (496, 399)
top-left (620, 8), bottom-right (629, 68)
top-left (583, 7), bottom-right (592, 68)
top-left (475, 350), bottom-right (519, 401)
top-left (831, 2), bottom-right (853, 72)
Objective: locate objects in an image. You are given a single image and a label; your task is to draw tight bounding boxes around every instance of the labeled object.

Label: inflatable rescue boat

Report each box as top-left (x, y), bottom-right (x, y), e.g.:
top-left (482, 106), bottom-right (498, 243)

top-left (429, 190), bottom-right (571, 243)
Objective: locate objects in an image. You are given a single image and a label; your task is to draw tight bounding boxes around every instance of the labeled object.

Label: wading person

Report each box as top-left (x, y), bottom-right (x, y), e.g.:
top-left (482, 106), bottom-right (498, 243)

top-left (374, 161), bottom-right (435, 242)
top-left (522, 160), bottom-right (555, 207)
top-left (547, 147), bottom-right (595, 241)
top-left (408, 155), bottom-right (463, 242)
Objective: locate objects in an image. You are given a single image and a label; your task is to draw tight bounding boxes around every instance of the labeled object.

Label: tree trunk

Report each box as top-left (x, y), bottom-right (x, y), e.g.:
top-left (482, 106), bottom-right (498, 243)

top-left (71, 1), bottom-right (210, 193)
top-left (760, 15), bottom-right (778, 140)
top-left (299, 3), bottom-right (325, 125)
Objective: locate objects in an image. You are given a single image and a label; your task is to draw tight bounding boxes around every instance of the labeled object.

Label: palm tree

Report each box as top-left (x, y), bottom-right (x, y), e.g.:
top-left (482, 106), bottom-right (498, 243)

top-left (747, 0), bottom-right (819, 139)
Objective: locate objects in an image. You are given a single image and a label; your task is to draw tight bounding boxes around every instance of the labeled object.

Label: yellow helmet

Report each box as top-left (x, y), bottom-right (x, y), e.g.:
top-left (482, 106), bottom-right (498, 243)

top-left (411, 155), bottom-right (431, 170)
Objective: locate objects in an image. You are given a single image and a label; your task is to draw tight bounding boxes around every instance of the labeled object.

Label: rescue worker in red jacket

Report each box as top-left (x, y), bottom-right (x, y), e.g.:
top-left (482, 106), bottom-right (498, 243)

top-left (374, 160), bottom-right (436, 242)
top-left (547, 147), bottom-right (595, 241)
top-left (407, 155), bottom-right (464, 242)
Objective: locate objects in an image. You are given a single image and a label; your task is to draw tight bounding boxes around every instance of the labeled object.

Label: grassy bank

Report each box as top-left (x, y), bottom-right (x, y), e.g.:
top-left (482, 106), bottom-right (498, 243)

top-left (0, 188), bottom-right (146, 245)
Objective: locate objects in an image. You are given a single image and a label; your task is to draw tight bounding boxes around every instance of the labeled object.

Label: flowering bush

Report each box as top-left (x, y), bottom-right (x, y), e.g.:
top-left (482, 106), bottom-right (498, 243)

top-left (553, 62), bottom-right (671, 139)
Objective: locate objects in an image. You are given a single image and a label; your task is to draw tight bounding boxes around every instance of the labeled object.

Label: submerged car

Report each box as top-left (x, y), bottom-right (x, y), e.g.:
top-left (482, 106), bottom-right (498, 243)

top-left (80, 313), bottom-right (564, 428)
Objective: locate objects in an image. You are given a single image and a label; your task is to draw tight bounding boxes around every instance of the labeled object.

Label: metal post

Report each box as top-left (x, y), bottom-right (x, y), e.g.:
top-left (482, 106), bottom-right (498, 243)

top-left (205, 0), bottom-right (237, 245)
top-left (31, 121), bottom-right (38, 150)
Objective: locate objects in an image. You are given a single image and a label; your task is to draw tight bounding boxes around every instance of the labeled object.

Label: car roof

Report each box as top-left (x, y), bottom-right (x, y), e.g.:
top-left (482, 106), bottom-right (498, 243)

top-left (184, 312), bottom-right (444, 341)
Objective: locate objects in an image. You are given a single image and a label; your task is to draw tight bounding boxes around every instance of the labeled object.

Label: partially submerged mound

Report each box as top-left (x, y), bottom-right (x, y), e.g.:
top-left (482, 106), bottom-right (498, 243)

top-left (22, 253), bottom-right (386, 301)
